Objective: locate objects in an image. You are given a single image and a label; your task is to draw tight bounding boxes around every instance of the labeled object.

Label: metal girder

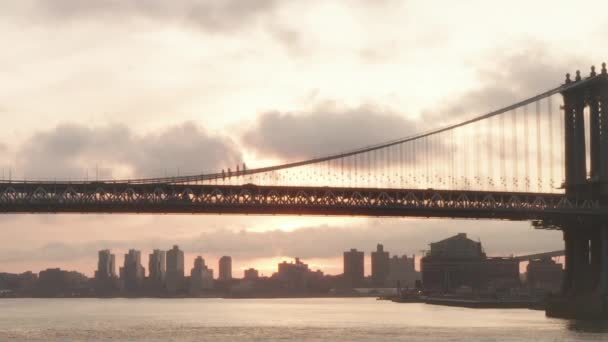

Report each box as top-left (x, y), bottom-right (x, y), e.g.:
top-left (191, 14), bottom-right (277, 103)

top-left (0, 182), bottom-right (605, 223)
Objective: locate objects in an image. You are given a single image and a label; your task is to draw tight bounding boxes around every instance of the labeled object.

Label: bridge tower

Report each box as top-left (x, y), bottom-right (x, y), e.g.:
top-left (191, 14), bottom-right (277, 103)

top-left (550, 64), bottom-right (608, 318)
top-left (562, 64), bottom-right (608, 198)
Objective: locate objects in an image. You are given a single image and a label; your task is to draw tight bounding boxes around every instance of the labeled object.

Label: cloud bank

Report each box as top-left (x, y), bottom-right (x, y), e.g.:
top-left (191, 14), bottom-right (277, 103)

top-left (242, 103), bottom-right (421, 160)
top-left (427, 46), bottom-right (590, 123)
top-left (12, 122), bottom-right (241, 179)
top-left (4, 0), bottom-right (278, 33)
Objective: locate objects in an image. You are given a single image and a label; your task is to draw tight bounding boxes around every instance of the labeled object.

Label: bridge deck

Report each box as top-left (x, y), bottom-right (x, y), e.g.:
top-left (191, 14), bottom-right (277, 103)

top-left (0, 182), bottom-right (604, 224)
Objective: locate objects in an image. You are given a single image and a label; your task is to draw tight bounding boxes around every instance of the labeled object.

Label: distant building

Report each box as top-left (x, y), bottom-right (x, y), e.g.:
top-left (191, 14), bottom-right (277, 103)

top-left (166, 245), bottom-right (185, 295)
top-left (219, 256), bottom-right (232, 281)
top-left (0, 272), bottom-right (37, 294)
top-left (421, 233), bottom-right (519, 293)
top-left (343, 249), bottom-right (364, 287)
top-left (526, 257), bottom-right (563, 293)
top-left (387, 254), bottom-right (419, 288)
top-left (276, 257), bottom-right (324, 291)
top-left (190, 256), bottom-right (214, 295)
top-left (148, 249), bottom-right (166, 289)
top-left (429, 233), bottom-right (484, 258)
top-left (371, 244), bottom-right (390, 286)
top-left (277, 258), bottom-right (309, 290)
top-left (120, 249), bottom-right (145, 293)
top-left (244, 268), bottom-right (259, 280)
top-left (94, 249), bottom-right (119, 295)
top-left (38, 268), bottom-right (89, 296)
top-left (95, 249), bottom-right (116, 280)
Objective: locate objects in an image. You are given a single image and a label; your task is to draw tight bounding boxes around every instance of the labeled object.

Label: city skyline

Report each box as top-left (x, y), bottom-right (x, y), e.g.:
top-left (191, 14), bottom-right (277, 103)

top-left (0, 217), bottom-right (565, 277)
top-left (4, 235), bottom-right (559, 280)
top-left (1, 232), bottom-right (563, 301)
top-left (6, 242), bottom-right (421, 279)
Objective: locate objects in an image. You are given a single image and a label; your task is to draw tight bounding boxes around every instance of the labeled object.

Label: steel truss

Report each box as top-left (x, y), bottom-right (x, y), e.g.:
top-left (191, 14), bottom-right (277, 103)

top-left (0, 182), bottom-right (604, 223)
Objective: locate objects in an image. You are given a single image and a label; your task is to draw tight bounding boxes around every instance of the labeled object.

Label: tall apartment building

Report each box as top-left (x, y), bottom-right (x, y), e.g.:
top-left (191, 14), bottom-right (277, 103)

top-left (120, 249), bottom-right (145, 293)
top-left (343, 248), bottom-right (364, 287)
top-left (148, 249), bottom-right (166, 288)
top-left (95, 249), bottom-right (116, 279)
top-left (166, 245), bottom-right (184, 294)
top-left (219, 256), bottom-right (232, 281)
top-left (371, 244), bottom-right (390, 286)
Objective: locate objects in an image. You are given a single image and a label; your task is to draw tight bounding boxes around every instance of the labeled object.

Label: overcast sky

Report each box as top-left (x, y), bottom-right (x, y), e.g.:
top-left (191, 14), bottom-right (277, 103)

top-left (1, 0), bottom-right (606, 277)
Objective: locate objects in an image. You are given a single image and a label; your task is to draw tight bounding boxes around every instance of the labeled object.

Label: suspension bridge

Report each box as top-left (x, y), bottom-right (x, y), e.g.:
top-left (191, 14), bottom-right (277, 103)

top-left (1, 66), bottom-right (607, 222)
top-left (2, 63), bottom-right (608, 317)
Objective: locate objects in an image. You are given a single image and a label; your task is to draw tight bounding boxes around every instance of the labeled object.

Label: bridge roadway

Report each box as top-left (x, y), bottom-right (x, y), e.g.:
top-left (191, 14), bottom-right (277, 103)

top-left (0, 181), bottom-right (605, 223)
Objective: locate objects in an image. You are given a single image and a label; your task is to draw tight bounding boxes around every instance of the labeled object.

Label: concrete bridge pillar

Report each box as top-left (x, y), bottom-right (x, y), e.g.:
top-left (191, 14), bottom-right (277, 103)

top-left (562, 228), bottom-right (575, 295)
top-left (591, 229), bottom-right (602, 290)
top-left (601, 226), bottom-right (608, 295)
top-left (572, 229), bottom-right (591, 293)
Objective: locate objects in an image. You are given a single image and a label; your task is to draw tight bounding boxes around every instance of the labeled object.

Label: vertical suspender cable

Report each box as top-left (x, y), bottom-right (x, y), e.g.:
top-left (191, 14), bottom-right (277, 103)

top-left (475, 122), bottom-right (481, 187)
top-left (425, 137), bottom-right (430, 186)
top-left (559, 97), bottom-right (565, 187)
top-left (512, 109), bottom-right (518, 191)
top-left (463, 127), bottom-right (469, 189)
top-left (536, 100), bottom-right (542, 192)
top-left (399, 143), bottom-right (404, 188)
top-left (524, 104), bottom-right (530, 191)
top-left (500, 111), bottom-right (506, 190)
top-left (487, 118), bottom-right (493, 190)
top-left (451, 129), bottom-right (455, 189)
top-left (411, 140), bottom-right (415, 186)
top-left (548, 96), bottom-right (554, 190)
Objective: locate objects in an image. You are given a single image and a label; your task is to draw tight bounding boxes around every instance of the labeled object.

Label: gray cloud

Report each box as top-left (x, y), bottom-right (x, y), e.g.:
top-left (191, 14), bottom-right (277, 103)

top-left (6, 0), bottom-right (278, 34)
top-left (15, 122), bottom-right (241, 179)
top-left (241, 47), bottom-right (586, 163)
top-left (242, 103), bottom-right (421, 160)
top-left (0, 219), bottom-right (562, 267)
top-left (426, 46), bottom-right (591, 123)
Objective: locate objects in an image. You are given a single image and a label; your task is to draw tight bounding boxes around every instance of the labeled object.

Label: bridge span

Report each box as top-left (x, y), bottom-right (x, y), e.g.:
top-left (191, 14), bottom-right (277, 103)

top-left (0, 182), bottom-right (603, 225)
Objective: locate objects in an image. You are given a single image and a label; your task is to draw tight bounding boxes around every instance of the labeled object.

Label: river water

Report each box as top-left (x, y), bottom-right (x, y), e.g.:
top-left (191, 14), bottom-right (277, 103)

top-left (0, 298), bottom-right (607, 341)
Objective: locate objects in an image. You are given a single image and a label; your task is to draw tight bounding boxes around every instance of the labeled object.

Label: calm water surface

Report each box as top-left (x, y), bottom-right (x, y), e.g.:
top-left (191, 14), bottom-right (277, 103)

top-left (1, 298), bottom-right (607, 341)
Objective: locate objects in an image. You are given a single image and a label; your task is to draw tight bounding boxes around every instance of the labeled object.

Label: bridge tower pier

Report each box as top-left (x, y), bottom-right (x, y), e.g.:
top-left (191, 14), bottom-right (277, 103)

top-left (561, 227), bottom-right (601, 295)
top-left (549, 225), bottom-right (608, 318)
top-left (601, 226), bottom-right (608, 295)
top-left (547, 65), bottom-right (608, 319)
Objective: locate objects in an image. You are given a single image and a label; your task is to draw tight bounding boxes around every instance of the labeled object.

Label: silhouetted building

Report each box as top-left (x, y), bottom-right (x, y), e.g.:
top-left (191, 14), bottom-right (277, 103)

top-left (277, 258), bottom-right (309, 290)
top-left (387, 254), bottom-right (419, 288)
top-left (244, 268), bottom-right (259, 280)
top-left (371, 244), bottom-right (390, 286)
top-left (219, 256), bottom-right (232, 281)
top-left (94, 249), bottom-right (119, 295)
top-left (0, 272), bottom-right (37, 295)
top-left (526, 257), bottom-right (563, 293)
top-left (482, 257), bottom-right (520, 290)
top-left (148, 249), bottom-right (166, 290)
top-left (421, 233), bottom-right (519, 293)
top-left (275, 258), bottom-right (324, 292)
top-left (95, 249), bottom-right (116, 280)
top-left (429, 233), bottom-right (483, 258)
top-left (120, 249), bottom-right (145, 293)
top-left (166, 245), bottom-right (184, 294)
top-left (38, 268), bottom-right (89, 296)
top-left (344, 248), bottom-right (364, 287)
top-left (190, 256), bottom-right (214, 295)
